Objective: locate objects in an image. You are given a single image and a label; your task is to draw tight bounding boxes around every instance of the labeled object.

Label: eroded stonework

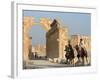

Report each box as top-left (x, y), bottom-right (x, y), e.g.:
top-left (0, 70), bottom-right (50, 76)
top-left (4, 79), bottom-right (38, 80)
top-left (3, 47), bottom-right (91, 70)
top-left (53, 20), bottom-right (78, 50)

top-left (46, 20), bottom-right (68, 61)
top-left (23, 17), bottom-right (91, 64)
top-left (23, 17), bottom-right (34, 62)
top-left (23, 17), bottom-right (51, 63)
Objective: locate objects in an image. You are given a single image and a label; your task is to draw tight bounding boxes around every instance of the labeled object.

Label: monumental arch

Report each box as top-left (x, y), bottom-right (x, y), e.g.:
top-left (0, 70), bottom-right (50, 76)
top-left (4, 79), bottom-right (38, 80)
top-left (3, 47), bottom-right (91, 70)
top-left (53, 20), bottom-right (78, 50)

top-left (23, 16), bottom-right (52, 62)
top-left (23, 17), bottom-right (68, 63)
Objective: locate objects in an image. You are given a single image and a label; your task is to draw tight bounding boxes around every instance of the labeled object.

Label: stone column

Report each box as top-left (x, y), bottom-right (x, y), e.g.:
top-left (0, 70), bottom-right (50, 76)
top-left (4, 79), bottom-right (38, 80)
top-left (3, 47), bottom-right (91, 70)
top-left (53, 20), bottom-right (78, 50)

top-left (23, 17), bottom-right (34, 63)
top-left (58, 27), bottom-right (68, 59)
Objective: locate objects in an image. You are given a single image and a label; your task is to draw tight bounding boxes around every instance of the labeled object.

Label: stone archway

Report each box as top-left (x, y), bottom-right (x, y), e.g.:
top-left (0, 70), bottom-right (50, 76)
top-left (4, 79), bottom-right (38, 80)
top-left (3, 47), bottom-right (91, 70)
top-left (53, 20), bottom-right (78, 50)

top-left (23, 16), bottom-right (68, 64)
top-left (23, 16), bottom-right (52, 62)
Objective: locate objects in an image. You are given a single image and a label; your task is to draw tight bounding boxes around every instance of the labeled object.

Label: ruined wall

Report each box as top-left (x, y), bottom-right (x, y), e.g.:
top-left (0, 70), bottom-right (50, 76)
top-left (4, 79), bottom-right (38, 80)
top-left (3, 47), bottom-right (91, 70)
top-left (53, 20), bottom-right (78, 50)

top-left (46, 20), bottom-right (68, 60)
top-left (32, 45), bottom-right (46, 57)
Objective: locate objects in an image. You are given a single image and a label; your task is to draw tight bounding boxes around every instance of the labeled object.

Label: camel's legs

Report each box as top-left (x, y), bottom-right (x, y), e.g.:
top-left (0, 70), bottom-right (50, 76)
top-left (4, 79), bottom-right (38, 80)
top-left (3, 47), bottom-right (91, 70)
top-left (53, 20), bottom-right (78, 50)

top-left (86, 56), bottom-right (88, 64)
top-left (82, 57), bottom-right (84, 65)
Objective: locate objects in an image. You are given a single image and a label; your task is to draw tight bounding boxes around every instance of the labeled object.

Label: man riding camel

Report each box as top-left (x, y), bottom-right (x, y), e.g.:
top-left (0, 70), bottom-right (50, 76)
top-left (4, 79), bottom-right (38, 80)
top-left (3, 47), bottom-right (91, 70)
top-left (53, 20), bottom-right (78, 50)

top-left (64, 40), bottom-right (74, 64)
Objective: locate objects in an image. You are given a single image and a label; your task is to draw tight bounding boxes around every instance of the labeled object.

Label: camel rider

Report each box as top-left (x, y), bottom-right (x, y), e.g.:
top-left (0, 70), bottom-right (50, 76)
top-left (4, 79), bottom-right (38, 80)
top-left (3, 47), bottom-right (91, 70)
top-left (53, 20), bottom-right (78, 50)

top-left (79, 38), bottom-right (84, 54)
top-left (65, 40), bottom-right (73, 56)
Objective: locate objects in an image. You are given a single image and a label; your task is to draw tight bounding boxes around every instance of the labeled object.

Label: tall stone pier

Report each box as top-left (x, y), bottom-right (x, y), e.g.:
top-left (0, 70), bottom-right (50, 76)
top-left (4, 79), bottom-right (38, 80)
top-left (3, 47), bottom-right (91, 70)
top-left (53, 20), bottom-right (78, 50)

top-left (23, 17), bottom-right (34, 63)
top-left (46, 19), bottom-right (68, 60)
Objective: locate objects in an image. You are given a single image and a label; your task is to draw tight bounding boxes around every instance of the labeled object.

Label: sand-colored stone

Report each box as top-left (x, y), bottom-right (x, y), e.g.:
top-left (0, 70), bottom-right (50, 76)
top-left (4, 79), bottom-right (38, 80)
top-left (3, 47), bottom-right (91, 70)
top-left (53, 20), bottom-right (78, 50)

top-left (23, 16), bottom-right (91, 65)
top-left (23, 17), bottom-right (34, 62)
top-left (23, 16), bottom-right (51, 63)
top-left (46, 20), bottom-right (68, 60)
top-left (32, 45), bottom-right (46, 57)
